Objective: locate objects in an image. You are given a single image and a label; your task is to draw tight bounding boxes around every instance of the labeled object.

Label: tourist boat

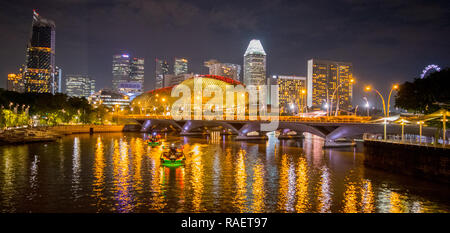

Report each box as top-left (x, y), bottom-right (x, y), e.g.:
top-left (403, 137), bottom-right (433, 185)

top-left (146, 133), bottom-right (162, 147)
top-left (323, 138), bottom-right (356, 148)
top-left (160, 143), bottom-right (185, 167)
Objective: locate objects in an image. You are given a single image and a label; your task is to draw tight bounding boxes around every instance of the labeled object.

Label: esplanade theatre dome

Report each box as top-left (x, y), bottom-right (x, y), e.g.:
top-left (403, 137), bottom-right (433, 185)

top-left (131, 75), bottom-right (246, 115)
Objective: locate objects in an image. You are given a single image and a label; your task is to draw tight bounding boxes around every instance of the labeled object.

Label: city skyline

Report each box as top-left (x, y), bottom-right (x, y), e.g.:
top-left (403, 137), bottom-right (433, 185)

top-left (0, 0), bottom-right (449, 102)
top-left (0, 0), bottom-right (449, 217)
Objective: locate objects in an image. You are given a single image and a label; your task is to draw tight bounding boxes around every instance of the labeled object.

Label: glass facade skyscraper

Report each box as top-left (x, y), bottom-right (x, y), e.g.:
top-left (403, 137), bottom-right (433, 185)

top-left (24, 10), bottom-right (56, 93)
top-left (130, 57), bottom-right (144, 92)
top-left (65, 75), bottom-right (95, 98)
top-left (112, 54), bottom-right (131, 91)
top-left (307, 59), bottom-right (353, 110)
top-left (112, 54), bottom-right (144, 93)
top-left (174, 58), bottom-right (188, 75)
top-left (243, 39), bottom-right (266, 86)
top-left (269, 75), bottom-right (307, 113)
top-left (155, 58), bottom-right (169, 89)
top-left (204, 59), bottom-right (241, 81)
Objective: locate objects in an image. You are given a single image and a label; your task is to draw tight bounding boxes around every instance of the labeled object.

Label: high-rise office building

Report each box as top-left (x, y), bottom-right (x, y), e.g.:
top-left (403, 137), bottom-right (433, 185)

top-left (204, 59), bottom-right (241, 81)
top-left (174, 58), bottom-right (188, 75)
top-left (112, 54), bottom-right (131, 91)
top-left (55, 66), bottom-right (62, 93)
top-left (65, 75), bottom-right (95, 98)
top-left (155, 59), bottom-right (169, 89)
top-left (112, 54), bottom-right (144, 94)
top-left (130, 57), bottom-right (144, 92)
top-left (243, 39), bottom-right (266, 86)
top-left (307, 59), bottom-right (353, 110)
top-left (23, 10), bottom-right (56, 94)
top-left (163, 73), bottom-right (193, 87)
top-left (89, 89), bottom-right (130, 109)
top-left (269, 75), bottom-right (307, 113)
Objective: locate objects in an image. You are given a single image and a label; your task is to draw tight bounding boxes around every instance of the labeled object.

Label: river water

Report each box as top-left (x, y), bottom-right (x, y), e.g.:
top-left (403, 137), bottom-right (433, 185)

top-left (0, 132), bottom-right (448, 213)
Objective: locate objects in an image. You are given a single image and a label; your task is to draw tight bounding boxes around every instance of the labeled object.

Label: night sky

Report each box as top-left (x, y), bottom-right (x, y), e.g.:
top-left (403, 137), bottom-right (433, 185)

top-left (0, 0), bottom-right (449, 107)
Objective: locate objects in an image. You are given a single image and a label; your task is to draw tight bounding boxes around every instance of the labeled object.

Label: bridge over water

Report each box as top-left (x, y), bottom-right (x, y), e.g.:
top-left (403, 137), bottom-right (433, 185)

top-left (121, 114), bottom-right (449, 147)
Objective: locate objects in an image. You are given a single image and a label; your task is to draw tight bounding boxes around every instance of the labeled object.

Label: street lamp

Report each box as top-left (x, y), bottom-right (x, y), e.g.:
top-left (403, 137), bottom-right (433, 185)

top-left (365, 85), bottom-right (387, 140)
top-left (363, 97), bottom-right (370, 116)
top-left (387, 84), bottom-right (399, 117)
top-left (417, 121), bottom-right (424, 144)
top-left (300, 89), bottom-right (306, 114)
top-left (330, 78), bottom-right (354, 116)
top-left (399, 118), bottom-right (407, 142)
top-left (323, 102), bottom-right (329, 117)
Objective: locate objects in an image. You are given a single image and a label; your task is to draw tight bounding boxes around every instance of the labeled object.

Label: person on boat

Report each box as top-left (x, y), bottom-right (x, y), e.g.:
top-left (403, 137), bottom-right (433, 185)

top-left (169, 143), bottom-right (178, 154)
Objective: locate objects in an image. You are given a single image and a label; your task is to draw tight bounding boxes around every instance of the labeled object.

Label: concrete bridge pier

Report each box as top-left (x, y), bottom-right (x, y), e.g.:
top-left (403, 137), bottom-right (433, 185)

top-left (323, 138), bottom-right (356, 148)
top-left (277, 129), bottom-right (304, 140)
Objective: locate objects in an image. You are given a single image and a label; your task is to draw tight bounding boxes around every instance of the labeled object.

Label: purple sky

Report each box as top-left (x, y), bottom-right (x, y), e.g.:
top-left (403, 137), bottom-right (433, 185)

top-left (0, 0), bottom-right (448, 108)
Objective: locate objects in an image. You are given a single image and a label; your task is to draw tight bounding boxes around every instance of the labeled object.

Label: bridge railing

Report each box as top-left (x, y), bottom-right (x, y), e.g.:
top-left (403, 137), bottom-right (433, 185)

top-left (122, 114), bottom-right (371, 123)
top-left (363, 133), bottom-right (449, 148)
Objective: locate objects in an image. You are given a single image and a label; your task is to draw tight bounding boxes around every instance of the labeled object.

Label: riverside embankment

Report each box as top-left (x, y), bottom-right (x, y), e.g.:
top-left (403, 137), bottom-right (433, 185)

top-left (364, 140), bottom-right (449, 183)
top-left (0, 124), bottom-right (140, 144)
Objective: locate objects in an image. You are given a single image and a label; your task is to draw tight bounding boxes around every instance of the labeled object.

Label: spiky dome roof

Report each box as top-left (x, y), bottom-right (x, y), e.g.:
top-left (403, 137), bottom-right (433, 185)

top-left (131, 75), bottom-right (246, 109)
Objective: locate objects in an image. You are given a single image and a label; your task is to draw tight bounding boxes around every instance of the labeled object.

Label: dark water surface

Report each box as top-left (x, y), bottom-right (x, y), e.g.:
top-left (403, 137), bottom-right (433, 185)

top-left (0, 132), bottom-right (448, 213)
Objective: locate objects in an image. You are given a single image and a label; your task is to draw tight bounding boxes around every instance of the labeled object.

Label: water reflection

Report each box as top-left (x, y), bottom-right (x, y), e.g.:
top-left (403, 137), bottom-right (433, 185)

top-left (0, 133), bottom-right (448, 213)
top-left (72, 137), bottom-right (81, 200)
top-left (233, 149), bottom-right (247, 213)
top-left (92, 136), bottom-right (105, 211)
top-left (316, 166), bottom-right (332, 212)
top-left (295, 157), bottom-right (309, 212)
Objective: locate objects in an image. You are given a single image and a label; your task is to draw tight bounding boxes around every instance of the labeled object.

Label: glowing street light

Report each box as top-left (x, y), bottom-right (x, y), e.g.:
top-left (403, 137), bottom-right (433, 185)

top-left (330, 78), bottom-right (355, 116)
top-left (417, 121), bottom-right (424, 144)
top-left (387, 84), bottom-right (399, 117)
top-left (399, 118), bottom-right (407, 142)
top-left (365, 85), bottom-right (387, 140)
top-left (363, 97), bottom-right (370, 116)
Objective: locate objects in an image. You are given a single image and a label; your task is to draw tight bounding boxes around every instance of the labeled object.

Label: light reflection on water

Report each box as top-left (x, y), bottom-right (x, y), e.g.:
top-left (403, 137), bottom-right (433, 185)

top-left (0, 132), bottom-right (449, 213)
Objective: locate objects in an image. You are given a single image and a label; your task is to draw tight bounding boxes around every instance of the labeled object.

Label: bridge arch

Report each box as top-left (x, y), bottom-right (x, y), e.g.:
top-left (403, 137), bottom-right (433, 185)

top-left (141, 119), bottom-right (183, 132)
top-left (181, 120), bottom-right (241, 135)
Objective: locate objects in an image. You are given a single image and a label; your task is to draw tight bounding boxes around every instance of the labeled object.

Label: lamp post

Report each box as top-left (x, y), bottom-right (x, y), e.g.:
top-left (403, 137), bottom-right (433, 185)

top-left (300, 89), bottom-right (306, 115)
top-left (399, 118), bottom-right (406, 142)
top-left (330, 79), bottom-right (354, 116)
top-left (365, 86), bottom-right (387, 140)
top-left (443, 113), bottom-right (447, 145)
top-left (387, 84), bottom-right (399, 117)
top-left (363, 97), bottom-right (370, 116)
top-left (417, 121), bottom-right (424, 144)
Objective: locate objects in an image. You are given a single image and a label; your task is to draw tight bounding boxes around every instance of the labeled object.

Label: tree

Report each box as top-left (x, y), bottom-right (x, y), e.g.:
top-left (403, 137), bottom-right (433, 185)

top-left (395, 68), bottom-right (450, 114)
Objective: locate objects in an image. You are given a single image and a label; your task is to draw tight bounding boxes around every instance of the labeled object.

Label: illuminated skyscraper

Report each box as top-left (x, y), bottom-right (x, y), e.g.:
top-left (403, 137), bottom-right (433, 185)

top-left (269, 75), bottom-right (307, 113)
top-left (244, 39), bottom-right (266, 86)
top-left (112, 54), bottom-right (131, 91)
top-left (163, 73), bottom-right (193, 87)
top-left (55, 66), bottom-right (62, 93)
top-left (112, 54), bottom-right (144, 94)
top-left (130, 57), bottom-right (144, 92)
top-left (23, 10), bottom-right (56, 93)
top-left (307, 59), bottom-right (353, 110)
top-left (204, 59), bottom-right (241, 81)
top-left (174, 58), bottom-right (188, 75)
top-left (155, 58), bottom-right (169, 89)
top-left (65, 75), bottom-right (95, 98)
